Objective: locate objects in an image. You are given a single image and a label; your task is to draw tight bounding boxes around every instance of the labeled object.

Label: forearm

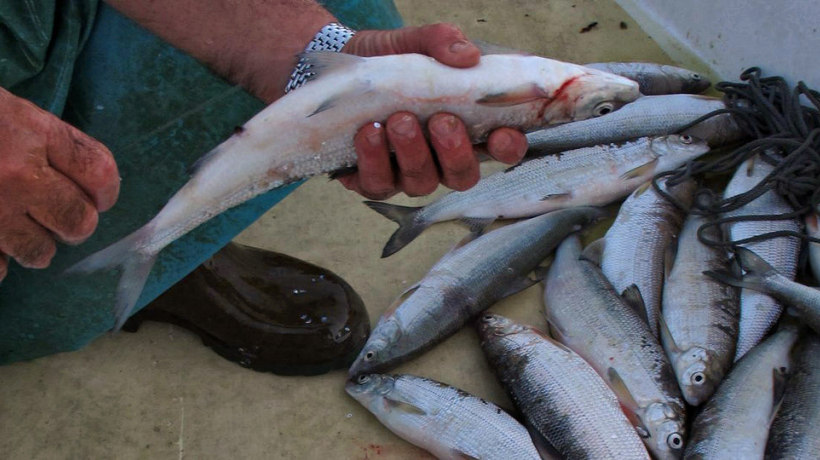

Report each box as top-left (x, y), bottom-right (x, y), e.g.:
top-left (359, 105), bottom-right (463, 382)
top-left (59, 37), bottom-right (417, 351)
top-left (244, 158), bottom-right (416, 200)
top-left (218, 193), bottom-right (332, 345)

top-left (104, 0), bottom-right (336, 102)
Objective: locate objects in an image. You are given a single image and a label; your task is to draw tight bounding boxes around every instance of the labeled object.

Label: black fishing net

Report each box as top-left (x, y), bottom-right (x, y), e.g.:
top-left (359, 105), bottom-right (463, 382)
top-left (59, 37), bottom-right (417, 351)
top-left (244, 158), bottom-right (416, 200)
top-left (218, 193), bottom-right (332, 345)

top-left (652, 67), bottom-right (820, 248)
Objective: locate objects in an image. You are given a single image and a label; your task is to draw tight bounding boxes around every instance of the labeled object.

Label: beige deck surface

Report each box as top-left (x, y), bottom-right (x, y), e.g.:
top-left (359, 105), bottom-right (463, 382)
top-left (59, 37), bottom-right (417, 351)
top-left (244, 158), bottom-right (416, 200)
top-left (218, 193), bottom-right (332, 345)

top-left (0, 1), bottom-right (679, 458)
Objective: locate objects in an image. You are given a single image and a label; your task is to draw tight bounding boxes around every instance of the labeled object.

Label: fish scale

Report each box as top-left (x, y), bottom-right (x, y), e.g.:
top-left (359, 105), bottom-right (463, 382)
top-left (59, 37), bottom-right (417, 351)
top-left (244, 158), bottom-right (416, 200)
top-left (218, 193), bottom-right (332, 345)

top-left (662, 214), bottom-right (739, 406)
top-left (723, 156), bottom-right (800, 361)
top-left (477, 314), bottom-right (649, 459)
top-left (599, 179), bottom-right (695, 338)
top-left (544, 235), bottom-right (686, 460)
top-left (346, 374), bottom-right (542, 460)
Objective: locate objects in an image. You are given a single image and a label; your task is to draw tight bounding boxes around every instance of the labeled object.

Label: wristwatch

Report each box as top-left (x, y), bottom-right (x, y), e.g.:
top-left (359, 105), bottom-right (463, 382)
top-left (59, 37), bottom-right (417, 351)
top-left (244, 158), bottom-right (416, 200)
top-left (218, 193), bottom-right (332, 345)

top-left (285, 22), bottom-right (356, 93)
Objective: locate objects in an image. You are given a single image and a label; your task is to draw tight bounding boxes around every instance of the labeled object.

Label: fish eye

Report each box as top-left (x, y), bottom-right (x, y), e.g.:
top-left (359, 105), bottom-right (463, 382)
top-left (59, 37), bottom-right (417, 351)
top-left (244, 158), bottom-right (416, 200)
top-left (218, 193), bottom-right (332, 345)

top-left (357, 374), bottom-right (370, 384)
top-left (691, 371), bottom-right (706, 385)
top-left (691, 73), bottom-right (702, 81)
top-left (483, 314), bottom-right (494, 321)
top-left (593, 102), bottom-right (615, 117)
top-left (680, 135), bottom-right (693, 144)
top-left (667, 433), bottom-right (683, 449)
top-left (364, 350), bottom-right (375, 361)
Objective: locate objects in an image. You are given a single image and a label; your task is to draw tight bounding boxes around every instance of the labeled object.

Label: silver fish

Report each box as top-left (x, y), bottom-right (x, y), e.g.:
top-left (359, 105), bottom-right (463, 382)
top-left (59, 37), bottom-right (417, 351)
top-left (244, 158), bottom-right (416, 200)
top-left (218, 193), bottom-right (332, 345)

top-left (370, 134), bottom-right (709, 257)
top-left (585, 62), bottom-right (710, 95)
top-left (595, 179), bottom-right (696, 337)
top-left (662, 214), bottom-right (739, 406)
top-left (806, 210), bottom-right (820, 283)
top-left (707, 247), bottom-right (820, 336)
top-left (684, 324), bottom-right (799, 460)
top-left (67, 52), bottom-right (639, 330)
top-left (345, 373), bottom-right (542, 460)
top-left (544, 235), bottom-right (686, 460)
top-left (723, 156), bottom-right (800, 361)
top-left (477, 313), bottom-right (650, 459)
top-left (348, 207), bottom-right (602, 377)
top-left (527, 94), bottom-right (743, 155)
top-left (765, 333), bottom-right (820, 460)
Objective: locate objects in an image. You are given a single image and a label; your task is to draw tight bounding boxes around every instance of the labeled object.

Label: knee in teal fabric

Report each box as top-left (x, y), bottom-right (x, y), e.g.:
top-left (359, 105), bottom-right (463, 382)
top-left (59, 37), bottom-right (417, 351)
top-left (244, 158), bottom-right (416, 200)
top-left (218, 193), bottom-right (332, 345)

top-left (0, 1), bottom-right (402, 363)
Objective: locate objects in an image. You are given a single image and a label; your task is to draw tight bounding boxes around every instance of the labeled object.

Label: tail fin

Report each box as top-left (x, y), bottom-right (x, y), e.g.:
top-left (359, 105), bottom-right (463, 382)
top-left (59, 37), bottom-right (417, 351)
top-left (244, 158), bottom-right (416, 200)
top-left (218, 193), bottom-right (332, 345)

top-left (704, 247), bottom-right (774, 292)
top-left (364, 201), bottom-right (429, 258)
top-left (65, 225), bottom-right (158, 331)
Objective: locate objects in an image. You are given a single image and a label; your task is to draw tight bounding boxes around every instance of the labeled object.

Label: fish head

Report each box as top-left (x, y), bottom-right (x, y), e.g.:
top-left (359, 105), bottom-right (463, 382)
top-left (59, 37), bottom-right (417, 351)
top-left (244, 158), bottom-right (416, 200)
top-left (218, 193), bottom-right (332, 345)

top-left (674, 347), bottom-right (722, 406)
top-left (547, 69), bottom-right (640, 122)
top-left (476, 313), bottom-right (526, 338)
top-left (661, 65), bottom-right (711, 93)
top-left (347, 318), bottom-right (403, 377)
top-left (643, 401), bottom-right (686, 460)
top-left (650, 134), bottom-right (710, 171)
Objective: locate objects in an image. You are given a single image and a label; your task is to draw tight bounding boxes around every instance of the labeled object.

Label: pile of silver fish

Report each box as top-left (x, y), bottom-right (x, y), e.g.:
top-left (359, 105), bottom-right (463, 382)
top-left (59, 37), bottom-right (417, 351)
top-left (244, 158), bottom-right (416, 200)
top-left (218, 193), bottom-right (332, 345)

top-left (347, 62), bottom-right (820, 459)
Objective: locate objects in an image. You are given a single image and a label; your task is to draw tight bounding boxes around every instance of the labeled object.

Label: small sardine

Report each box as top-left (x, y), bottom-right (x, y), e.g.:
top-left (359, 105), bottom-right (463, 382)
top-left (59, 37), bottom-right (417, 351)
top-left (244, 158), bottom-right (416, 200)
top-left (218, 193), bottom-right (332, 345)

top-left (68, 52), bottom-right (639, 330)
top-left (348, 207), bottom-right (602, 377)
top-left (595, 179), bottom-right (696, 337)
top-left (346, 373), bottom-right (542, 460)
top-left (662, 214), bottom-right (739, 406)
top-left (723, 156), bottom-right (801, 360)
top-left (527, 94), bottom-right (743, 155)
top-left (585, 62), bottom-right (710, 95)
top-left (370, 134), bottom-right (709, 257)
top-left (544, 235), bottom-right (686, 460)
top-left (765, 333), bottom-right (820, 459)
top-left (707, 247), bottom-right (820, 336)
top-left (684, 324), bottom-right (799, 460)
top-left (477, 313), bottom-right (650, 459)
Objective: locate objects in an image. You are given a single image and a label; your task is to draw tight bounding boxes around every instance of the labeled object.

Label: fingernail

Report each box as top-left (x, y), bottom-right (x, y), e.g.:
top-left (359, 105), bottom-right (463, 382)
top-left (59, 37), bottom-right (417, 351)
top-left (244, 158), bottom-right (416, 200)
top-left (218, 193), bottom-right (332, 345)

top-left (367, 122), bottom-right (383, 146)
top-left (390, 115), bottom-right (416, 138)
top-left (449, 40), bottom-right (470, 54)
top-left (431, 115), bottom-right (457, 136)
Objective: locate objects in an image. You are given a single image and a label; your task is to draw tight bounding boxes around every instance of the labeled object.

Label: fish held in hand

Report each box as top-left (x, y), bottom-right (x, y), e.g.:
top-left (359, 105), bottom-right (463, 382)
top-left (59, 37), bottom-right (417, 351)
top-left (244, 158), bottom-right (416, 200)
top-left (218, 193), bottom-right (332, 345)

top-left (349, 207), bottom-right (603, 377)
top-left (66, 52), bottom-right (639, 330)
top-left (662, 214), bottom-right (739, 406)
top-left (371, 134), bottom-right (708, 257)
top-left (346, 373), bottom-right (543, 460)
top-left (477, 313), bottom-right (649, 459)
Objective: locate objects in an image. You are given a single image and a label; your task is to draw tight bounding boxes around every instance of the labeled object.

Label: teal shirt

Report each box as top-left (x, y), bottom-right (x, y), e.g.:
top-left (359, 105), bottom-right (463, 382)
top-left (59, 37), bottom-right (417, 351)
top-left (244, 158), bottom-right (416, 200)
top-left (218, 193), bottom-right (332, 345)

top-left (0, 0), bottom-right (402, 363)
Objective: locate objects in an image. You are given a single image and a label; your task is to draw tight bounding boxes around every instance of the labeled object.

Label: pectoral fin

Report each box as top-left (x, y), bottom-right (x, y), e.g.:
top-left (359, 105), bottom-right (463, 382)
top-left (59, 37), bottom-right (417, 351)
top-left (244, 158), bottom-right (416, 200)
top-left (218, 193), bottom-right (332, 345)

top-left (580, 238), bottom-right (605, 266)
top-left (607, 367), bottom-right (650, 436)
top-left (384, 396), bottom-right (427, 416)
top-left (477, 84), bottom-right (550, 106)
top-left (620, 158), bottom-right (659, 180)
top-left (621, 285), bottom-right (649, 324)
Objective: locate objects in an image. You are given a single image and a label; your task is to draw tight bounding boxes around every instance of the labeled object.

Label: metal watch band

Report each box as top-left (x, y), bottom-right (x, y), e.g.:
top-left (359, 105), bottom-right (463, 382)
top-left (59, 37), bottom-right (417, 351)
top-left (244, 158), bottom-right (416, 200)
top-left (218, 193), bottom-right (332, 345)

top-left (285, 22), bottom-right (356, 93)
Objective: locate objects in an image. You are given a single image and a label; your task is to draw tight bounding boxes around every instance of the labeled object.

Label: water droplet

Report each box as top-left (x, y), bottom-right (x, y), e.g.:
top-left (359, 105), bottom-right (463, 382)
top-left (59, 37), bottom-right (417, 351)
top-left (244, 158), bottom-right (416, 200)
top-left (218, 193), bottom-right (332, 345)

top-left (343, 326), bottom-right (351, 332)
top-left (318, 274), bottom-right (325, 280)
top-left (95, 104), bottom-right (104, 110)
top-left (320, 316), bottom-right (328, 323)
top-left (345, 413), bottom-right (353, 419)
top-left (292, 288), bottom-right (307, 295)
top-left (300, 313), bottom-right (313, 324)
top-left (310, 277), bottom-right (317, 283)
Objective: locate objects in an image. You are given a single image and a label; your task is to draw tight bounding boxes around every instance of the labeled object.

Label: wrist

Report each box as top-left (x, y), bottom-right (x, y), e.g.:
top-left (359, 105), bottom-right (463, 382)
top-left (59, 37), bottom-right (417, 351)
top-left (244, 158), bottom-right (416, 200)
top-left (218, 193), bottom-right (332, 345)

top-left (285, 23), bottom-right (357, 94)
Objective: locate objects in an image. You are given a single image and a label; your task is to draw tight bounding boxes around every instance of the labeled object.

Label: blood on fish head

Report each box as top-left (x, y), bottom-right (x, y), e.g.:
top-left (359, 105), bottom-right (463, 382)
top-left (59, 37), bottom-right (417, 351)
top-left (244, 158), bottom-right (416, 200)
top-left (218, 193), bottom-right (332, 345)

top-left (546, 70), bottom-right (640, 122)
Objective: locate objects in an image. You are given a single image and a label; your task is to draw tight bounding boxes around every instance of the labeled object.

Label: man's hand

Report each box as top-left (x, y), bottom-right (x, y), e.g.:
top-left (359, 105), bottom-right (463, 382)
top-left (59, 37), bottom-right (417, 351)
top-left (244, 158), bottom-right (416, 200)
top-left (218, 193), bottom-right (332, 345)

top-left (339, 23), bottom-right (529, 200)
top-left (0, 88), bottom-right (120, 281)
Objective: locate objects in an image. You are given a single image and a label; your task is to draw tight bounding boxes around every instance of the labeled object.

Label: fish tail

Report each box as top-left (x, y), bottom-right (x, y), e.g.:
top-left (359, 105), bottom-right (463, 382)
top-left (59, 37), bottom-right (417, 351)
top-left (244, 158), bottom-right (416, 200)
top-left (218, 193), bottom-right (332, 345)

top-left (364, 201), bottom-right (428, 257)
top-left (65, 225), bottom-right (159, 331)
top-left (704, 247), bottom-right (774, 291)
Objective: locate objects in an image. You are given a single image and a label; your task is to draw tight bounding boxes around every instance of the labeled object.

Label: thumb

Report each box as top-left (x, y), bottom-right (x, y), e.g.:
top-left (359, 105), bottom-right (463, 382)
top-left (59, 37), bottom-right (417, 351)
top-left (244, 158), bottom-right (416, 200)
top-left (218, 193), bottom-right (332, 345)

top-left (344, 23), bottom-right (481, 68)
